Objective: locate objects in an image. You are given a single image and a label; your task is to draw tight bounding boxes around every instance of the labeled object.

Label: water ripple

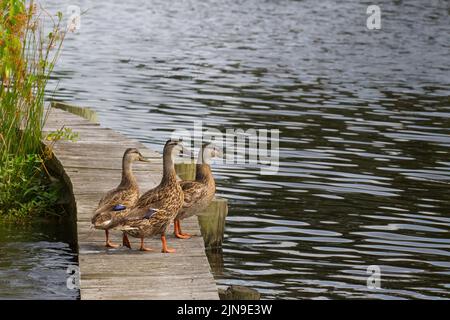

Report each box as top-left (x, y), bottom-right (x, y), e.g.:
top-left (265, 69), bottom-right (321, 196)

top-left (42, 0), bottom-right (450, 299)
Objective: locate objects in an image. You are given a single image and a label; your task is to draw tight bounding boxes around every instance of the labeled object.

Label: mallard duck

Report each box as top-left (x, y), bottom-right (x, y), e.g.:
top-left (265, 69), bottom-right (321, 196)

top-left (174, 142), bottom-right (221, 239)
top-left (115, 139), bottom-right (186, 253)
top-left (91, 148), bottom-right (149, 248)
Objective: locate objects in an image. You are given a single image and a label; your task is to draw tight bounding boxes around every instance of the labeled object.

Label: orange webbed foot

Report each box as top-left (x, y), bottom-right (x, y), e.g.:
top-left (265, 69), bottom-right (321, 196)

top-left (139, 237), bottom-right (153, 252)
top-left (139, 246), bottom-right (154, 252)
top-left (161, 233), bottom-right (176, 253)
top-left (105, 241), bottom-right (120, 248)
top-left (105, 230), bottom-right (119, 248)
top-left (175, 232), bottom-right (192, 239)
top-left (174, 220), bottom-right (192, 239)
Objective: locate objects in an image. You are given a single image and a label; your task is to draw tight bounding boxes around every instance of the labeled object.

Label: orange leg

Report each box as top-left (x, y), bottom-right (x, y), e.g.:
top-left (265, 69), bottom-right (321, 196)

top-left (139, 237), bottom-right (153, 252)
top-left (174, 219), bottom-right (192, 239)
top-left (173, 219), bottom-right (179, 235)
top-left (122, 233), bottom-right (131, 249)
top-left (105, 230), bottom-right (119, 248)
top-left (161, 233), bottom-right (176, 253)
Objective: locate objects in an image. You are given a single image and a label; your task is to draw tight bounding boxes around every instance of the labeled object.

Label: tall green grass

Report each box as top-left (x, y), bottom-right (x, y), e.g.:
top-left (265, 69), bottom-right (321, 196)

top-left (1, 0), bottom-right (66, 220)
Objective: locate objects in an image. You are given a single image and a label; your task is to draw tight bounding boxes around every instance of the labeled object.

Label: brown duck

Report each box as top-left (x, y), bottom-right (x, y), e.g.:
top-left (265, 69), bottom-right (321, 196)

top-left (115, 139), bottom-right (186, 253)
top-left (174, 142), bottom-right (221, 239)
top-left (91, 148), bottom-right (149, 248)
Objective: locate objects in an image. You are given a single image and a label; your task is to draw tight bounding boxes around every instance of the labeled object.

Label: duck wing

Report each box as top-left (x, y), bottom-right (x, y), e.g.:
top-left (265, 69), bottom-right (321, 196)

top-left (96, 188), bottom-right (136, 212)
top-left (129, 186), bottom-right (171, 216)
top-left (180, 181), bottom-right (209, 210)
top-left (116, 208), bottom-right (171, 232)
top-left (92, 188), bottom-right (138, 225)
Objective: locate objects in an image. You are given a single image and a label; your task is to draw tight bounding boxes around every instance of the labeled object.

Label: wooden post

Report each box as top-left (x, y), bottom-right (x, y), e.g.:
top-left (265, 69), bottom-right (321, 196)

top-left (197, 198), bottom-right (228, 249)
top-left (218, 286), bottom-right (261, 300)
top-left (205, 249), bottom-right (224, 275)
top-left (174, 161), bottom-right (196, 180)
top-left (174, 162), bottom-right (228, 249)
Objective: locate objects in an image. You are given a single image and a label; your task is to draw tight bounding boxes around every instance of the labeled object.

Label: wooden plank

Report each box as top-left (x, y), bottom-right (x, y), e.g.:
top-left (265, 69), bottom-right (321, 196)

top-left (43, 107), bottom-right (219, 300)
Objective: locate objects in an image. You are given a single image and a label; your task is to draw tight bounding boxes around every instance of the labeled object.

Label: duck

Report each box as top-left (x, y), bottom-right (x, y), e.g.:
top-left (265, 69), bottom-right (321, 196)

top-left (115, 139), bottom-right (186, 253)
top-left (91, 148), bottom-right (149, 248)
top-left (174, 142), bottom-right (221, 239)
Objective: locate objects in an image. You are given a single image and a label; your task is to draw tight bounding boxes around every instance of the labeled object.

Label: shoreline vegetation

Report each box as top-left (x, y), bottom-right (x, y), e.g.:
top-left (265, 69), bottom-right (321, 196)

top-left (0, 0), bottom-right (71, 221)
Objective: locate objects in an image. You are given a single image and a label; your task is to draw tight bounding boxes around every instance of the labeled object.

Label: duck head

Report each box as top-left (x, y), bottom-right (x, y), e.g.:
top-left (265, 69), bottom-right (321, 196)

top-left (163, 139), bottom-right (190, 159)
top-left (199, 142), bottom-right (222, 164)
top-left (124, 148), bottom-right (150, 162)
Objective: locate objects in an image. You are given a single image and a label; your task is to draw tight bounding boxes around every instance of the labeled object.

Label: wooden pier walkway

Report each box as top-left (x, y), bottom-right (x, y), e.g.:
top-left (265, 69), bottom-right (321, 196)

top-left (43, 107), bottom-right (219, 300)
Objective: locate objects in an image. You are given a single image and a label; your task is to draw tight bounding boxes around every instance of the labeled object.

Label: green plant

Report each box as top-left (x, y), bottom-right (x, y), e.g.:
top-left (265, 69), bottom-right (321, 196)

top-left (1, 0), bottom-right (65, 157)
top-left (45, 126), bottom-right (79, 143)
top-left (43, 126), bottom-right (79, 160)
top-left (0, 0), bottom-right (68, 220)
top-left (0, 154), bottom-right (63, 220)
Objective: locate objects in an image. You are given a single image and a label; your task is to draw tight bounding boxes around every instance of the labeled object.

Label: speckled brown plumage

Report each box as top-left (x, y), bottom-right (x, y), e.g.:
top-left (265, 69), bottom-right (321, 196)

top-left (91, 148), bottom-right (148, 248)
top-left (91, 187), bottom-right (139, 229)
top-left (177, 165), bottom-right (215, 221)
top-left (116, 140), bottom-right (185, 252)
top-left (173, 143), bottom-right (218, 239)
top-left (119, 208), bottom-right (173, 239)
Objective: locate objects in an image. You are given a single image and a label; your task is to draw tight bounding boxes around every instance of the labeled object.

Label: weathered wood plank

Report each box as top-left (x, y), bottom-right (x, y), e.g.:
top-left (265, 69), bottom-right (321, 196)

top-left (43, 107), bottom-right (219, 300)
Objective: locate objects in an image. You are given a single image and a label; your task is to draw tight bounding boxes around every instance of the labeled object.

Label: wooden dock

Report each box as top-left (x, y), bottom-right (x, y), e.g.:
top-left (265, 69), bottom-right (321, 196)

top-left (43, 107), bottom-right (219, 300)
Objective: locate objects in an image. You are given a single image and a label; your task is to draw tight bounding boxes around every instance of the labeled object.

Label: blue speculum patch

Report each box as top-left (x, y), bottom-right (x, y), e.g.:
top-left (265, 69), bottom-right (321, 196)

top-left (113, 204), bottom-right (126, 211)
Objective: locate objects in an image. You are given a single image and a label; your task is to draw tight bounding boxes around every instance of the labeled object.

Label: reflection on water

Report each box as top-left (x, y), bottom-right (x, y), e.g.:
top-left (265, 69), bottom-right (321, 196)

top-left (44, 0), bottom-right (450, 299)
top-left (0, 222), bottom-right (78, 299)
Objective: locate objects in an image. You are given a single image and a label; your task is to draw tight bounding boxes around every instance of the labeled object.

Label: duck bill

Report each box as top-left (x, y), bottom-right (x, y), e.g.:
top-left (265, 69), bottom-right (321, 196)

top-left (139, 156), bottom-right (152, 162)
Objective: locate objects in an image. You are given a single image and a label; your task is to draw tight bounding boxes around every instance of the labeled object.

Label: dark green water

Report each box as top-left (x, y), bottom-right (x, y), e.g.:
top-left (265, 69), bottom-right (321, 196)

top-left (31, 0), bottom-right (450, 299)
top-left (0, 221), bottom-right (78, 299)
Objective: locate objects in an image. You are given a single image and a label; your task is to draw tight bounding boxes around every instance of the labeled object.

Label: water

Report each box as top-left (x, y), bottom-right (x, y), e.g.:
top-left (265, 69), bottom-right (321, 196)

top-left (0, 222), bottom-right (79, 299)
top-left (42, 0), bottom-right (450, 299)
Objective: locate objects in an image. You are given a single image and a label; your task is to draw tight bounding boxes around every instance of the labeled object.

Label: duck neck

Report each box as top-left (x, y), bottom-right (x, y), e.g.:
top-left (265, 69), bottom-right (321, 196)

top-left (196, 151), bottom-right (214, 185)
top-left (119, 157), bottom-right (137, 189)
top-left (161, 151), bottom-right (177, 185)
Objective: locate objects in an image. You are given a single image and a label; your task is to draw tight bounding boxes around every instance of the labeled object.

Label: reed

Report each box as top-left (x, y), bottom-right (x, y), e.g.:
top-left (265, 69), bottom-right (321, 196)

top-left (0, 0), bottom-right (67, 219)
